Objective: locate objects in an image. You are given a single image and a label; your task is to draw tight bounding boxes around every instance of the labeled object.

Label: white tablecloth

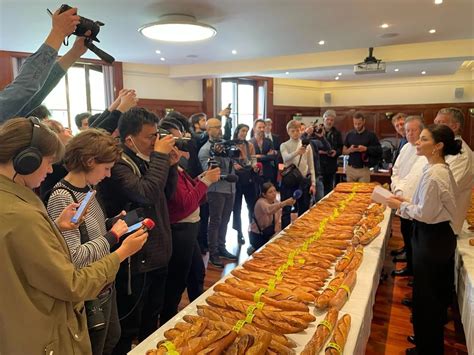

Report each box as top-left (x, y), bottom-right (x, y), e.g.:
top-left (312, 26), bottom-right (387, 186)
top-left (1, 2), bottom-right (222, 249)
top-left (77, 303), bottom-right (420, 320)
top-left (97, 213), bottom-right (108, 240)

top-left (456, 223), bottom-right (474, 354)
top-left (130, 207), bottom-right (392, 355)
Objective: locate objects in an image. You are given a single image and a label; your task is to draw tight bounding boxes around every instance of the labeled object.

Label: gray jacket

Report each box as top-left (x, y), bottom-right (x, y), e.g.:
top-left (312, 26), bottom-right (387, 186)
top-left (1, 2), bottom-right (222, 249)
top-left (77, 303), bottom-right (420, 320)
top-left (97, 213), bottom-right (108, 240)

top-left (198, 140), bottom-right (236, 194)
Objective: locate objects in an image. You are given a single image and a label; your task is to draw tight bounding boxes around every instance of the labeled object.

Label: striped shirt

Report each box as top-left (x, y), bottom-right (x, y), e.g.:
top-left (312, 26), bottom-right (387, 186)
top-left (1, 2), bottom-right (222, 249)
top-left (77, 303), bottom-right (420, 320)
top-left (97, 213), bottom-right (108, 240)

top-left (46, 180), bottom-right (115, 269)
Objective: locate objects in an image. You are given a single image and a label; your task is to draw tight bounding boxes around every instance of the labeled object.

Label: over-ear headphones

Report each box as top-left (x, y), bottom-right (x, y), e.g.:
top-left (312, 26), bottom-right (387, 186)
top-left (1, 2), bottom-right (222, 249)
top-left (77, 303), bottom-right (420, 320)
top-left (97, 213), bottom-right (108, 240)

top-left (12, 117), bottom-right (43, 175)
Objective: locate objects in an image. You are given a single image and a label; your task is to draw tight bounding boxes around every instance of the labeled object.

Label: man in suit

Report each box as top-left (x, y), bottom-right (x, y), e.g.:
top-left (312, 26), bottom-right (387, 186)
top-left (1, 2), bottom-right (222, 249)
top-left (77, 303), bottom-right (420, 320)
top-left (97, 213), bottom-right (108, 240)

top-left (250, 119), bottom-right (277, 185)
top-left (391, 113), bottom-right (408, 164)
top-left (264, 118), bottom-right (281, 185)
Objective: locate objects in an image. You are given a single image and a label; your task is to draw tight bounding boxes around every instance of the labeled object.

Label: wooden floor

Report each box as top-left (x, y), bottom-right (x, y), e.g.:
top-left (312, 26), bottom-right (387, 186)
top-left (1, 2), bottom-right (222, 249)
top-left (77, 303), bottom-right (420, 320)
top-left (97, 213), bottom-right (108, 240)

top-left (178, 214), bottom-right (469, 354)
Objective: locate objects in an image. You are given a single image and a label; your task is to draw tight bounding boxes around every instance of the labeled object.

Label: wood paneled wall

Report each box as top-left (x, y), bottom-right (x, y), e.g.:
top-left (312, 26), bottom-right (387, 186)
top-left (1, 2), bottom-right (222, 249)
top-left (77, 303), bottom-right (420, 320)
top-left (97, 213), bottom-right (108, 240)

top-left (273, 103), bottom-right (474, 148)
top-left (138, 98), bottom-right (203, 119)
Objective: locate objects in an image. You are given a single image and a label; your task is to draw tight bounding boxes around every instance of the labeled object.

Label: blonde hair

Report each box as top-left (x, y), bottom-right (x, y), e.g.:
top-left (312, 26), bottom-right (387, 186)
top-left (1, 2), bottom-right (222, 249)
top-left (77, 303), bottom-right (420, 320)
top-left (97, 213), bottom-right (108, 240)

top-left (286, 119), bottom-right (301, 132)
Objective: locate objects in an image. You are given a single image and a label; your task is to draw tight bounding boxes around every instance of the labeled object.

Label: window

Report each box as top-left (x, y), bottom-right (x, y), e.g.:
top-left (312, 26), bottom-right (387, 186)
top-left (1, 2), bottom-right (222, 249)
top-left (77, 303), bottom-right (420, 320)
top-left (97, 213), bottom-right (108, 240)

top-left (43, 63), bottom-right (106, 134)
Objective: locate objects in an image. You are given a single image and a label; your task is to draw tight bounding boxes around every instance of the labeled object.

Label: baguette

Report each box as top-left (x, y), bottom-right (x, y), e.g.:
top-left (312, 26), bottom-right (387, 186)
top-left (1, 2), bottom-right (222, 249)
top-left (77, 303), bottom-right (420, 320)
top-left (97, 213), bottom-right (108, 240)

top-left (246, 332), bottom-right (272, 355)
top-left (335, 246), bottom-right (354, 272)
top-left (213, 283), bottom-right (308, 312)
top-left (315, 273), bottom-right (345, 310)
top-left (301, 308), bottom-right (339, 355)
top-left (329, 271), bottom-right (357, 310)
top-left (224, 334), bottom-right (254, 355)
top-left (325, 314), bottom-right (351, 355)
top-left (345, 245), bottom-right (364, 272)
top-left (208, 330), bottom-right (238, 355)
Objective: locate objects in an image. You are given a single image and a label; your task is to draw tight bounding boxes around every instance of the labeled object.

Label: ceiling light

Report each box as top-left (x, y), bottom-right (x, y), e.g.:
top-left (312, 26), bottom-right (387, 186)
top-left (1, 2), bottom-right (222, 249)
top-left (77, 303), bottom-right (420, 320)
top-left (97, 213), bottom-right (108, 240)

top-left (155, 50), bottom-right (161, 54)
top-left (380, 23), bottom-right (389, 29)
top-left (139, 14), bottom-right (217, 42)
top-left (429, 29), bottom-right (436, 34)
top-left (338, 72), bottom-right (342, 76)
top-left (421, 71), bottom-right (426, 75)
top-left (318, 40), bottom-right (325, 45)
top-left (231, 49), bottom-right (237, 55)
top-left (434, 0), bottom-right (443, 4)
top-left (394, 68), bottom-right (399, 72)
top-left (160, 57), bottom-right (166, 61)
top-left (285, 72), bottom-right (290, 75)
top-left (335, 76), bottom-right (340, 80)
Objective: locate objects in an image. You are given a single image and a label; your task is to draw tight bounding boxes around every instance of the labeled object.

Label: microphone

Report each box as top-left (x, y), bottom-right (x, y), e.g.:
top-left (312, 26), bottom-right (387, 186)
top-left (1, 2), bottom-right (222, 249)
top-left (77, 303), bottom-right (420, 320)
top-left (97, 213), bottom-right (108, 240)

top-left (220, 174), bottom-right (239, 183)
top-left (293, 189), bottom-right (303, 200)
top-left (142, 218), bottom-right (156, 231)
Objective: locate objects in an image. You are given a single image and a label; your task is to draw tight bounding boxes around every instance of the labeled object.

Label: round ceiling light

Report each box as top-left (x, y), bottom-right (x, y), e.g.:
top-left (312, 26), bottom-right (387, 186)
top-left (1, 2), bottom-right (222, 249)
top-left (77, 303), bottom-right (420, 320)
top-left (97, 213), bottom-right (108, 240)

top-left (139, 14), bottom-right (217, 42)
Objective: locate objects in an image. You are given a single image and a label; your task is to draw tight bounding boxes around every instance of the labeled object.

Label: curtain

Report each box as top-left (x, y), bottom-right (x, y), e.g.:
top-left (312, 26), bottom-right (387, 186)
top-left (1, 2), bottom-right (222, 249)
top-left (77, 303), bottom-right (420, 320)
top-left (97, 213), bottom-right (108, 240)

top-left (102, 64), bottom-right (114, 107)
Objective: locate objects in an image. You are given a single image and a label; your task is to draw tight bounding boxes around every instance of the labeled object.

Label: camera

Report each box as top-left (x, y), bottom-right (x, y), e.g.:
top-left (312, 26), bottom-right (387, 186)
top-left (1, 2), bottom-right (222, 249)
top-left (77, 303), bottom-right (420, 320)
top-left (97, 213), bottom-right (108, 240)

top-left (301, 137), bottom-right (311, 147)
top-left (158, 128), bottom-right (190, 152)
top-left (57, 4), bottom-right (115, 63)
top-left (207, 156), bottom-right (220, 169)
top-left (209, 140), bottom-right (241, 159)
top-left (85, 298), bottom-right (106, 331)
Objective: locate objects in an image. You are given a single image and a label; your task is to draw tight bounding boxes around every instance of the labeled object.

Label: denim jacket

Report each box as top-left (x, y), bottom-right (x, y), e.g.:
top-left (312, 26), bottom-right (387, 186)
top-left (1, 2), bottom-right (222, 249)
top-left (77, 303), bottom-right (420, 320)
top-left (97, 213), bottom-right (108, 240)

top-left (0, 43), bottom-right (65, 123)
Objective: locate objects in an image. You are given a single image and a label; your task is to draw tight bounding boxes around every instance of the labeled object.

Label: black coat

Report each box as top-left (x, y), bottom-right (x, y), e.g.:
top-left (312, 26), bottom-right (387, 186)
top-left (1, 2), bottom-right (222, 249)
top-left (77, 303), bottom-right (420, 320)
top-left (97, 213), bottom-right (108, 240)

top-left (98, 146), bottom-right (177, 274)
top-left (320, 127), bottom-right (343, 174)
top-left (250, 137), bottom-right (276, 182)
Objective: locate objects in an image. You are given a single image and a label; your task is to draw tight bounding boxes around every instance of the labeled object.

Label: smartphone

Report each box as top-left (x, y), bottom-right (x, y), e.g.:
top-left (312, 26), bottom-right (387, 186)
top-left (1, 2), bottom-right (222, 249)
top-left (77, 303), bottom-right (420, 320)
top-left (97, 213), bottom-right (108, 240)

top-left (226, 103), bottom-right (232, 110)
top-left (71, 190), bottom-right (96, 224)
top-left (122, 208), bottom-right (145, 226)
top-left (126, 221), bottom-right (143, 234)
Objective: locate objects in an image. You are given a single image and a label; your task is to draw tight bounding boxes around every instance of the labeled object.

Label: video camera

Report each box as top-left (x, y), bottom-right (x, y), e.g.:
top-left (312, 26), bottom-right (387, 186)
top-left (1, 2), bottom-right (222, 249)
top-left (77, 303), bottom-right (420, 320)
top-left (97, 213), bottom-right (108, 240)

top-left (55, 4), bottom-right (115, 63)
top-left (209, 140), bottom-right (241, 159)
top-left (158, 128), bottom-right (190, 152)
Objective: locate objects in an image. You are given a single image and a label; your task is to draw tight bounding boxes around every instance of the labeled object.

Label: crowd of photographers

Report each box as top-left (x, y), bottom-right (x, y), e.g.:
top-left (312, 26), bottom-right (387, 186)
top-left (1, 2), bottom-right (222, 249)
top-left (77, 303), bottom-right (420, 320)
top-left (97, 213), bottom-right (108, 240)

top-left (4, 6), bottom-right (471, 355)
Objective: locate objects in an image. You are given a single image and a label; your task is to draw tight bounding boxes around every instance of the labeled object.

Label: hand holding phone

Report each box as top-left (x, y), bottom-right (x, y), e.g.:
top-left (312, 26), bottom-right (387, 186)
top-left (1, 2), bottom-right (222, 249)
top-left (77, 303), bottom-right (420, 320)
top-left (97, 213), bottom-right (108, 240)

top-left (126, 218), bottom-right (156, 234)
top-left (71, 190), bottom-right (96, 224)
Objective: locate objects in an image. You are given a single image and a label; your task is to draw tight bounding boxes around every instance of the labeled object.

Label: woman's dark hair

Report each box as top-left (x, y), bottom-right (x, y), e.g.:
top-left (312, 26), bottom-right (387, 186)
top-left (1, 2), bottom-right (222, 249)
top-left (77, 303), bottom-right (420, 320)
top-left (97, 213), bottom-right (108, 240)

top-left (233, 124), bottom-right (250, 140)
top-left (118, 107), bottom-right (159, 142)
top-left (426, 124), bottom-right (462, 156)
top-left (0, 117), bottom-right (64, 163)
top-left (29, 105), bottom-right (51, 120)
top-left (159, 118), bottom-right (182, 133)
top-left (261, 182), bottom-right (275, 196)
top-left (165, 111), bottom-right (191, 133)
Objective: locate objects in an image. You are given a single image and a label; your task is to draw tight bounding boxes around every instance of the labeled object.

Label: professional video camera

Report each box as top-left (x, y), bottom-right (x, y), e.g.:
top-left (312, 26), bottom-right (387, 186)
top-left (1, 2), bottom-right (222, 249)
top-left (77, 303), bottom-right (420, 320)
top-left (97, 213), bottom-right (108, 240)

top-left (54, 4), bottom-right (115, 63)
top-left (209, 140), bottom-right (242, 159)
top-left (158, 128), bottom-right (190, 152)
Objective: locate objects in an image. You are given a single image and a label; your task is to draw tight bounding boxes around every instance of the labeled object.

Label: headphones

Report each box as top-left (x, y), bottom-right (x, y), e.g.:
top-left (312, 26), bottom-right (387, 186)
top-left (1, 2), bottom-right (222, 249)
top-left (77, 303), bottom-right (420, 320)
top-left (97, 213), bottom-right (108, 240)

top-left (12, 117), bottom-right (43, 175)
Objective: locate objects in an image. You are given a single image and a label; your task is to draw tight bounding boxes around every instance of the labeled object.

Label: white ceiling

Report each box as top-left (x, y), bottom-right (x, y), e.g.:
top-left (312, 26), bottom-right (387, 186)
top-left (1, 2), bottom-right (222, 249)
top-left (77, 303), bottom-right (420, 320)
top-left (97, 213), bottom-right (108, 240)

top-left (1, 0), bottom-right (473, 81)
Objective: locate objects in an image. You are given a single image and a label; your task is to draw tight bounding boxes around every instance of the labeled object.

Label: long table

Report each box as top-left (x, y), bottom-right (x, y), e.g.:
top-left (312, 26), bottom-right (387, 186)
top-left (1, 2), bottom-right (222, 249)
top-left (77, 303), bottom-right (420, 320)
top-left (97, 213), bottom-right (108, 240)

top-left (130, 206), bottom-right (392, 355)
top-left (455, 223), bottom-right (474, 354)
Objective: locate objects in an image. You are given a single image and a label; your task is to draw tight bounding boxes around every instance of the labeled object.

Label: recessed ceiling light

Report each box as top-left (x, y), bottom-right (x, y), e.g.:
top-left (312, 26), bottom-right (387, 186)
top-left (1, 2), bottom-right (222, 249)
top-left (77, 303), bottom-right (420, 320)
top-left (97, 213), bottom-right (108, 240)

top-left (338, 72), bottom-right (342, 76)
top-left (231, 49), bottom-right (237, 55)
top-left (160, 57), bottom-right (166, 61)
top-left (394, 68), bottom-right (399, 72)
top-left (139, 14), bottom-right (217, 42)
top-left (285, 72), bottom-right (290, 75)
top-left (380, 23), bottom-right (389, 29)
top-left (421, 71), bottom-right (426, 75)
top-left (429, 29), bottom-right (436, 34)
top-left (434, 0), bottom-right (443, 4)
top-left (318, 40), bottom-right (325, 45)
top-left (155, 50), bottom-right (161, 54)
top-left (335, 76), bottom-right (340, 80)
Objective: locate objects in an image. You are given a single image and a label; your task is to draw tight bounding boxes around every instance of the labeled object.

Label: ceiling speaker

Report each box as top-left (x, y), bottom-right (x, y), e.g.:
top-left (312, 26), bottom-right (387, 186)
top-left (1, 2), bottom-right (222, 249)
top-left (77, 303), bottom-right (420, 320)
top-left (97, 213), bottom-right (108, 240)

top-left (324, 92), bottom-right (332, 104)
top-left (455, 87), bottom-right (464, 99)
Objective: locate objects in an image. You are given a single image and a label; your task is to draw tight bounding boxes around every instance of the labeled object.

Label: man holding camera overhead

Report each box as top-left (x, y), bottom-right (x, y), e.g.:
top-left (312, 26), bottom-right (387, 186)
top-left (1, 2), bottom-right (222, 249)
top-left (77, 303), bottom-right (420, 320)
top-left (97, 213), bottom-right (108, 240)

top-left (198, 118), bottom-right (238, 268)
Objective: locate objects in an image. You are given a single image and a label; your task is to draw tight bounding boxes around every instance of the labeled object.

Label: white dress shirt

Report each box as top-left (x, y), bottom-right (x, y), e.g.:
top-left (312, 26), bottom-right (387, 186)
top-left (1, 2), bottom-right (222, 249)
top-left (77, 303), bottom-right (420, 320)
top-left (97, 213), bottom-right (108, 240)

top-left (280, 138), bottom-right (316, 186)
top-left (445, 138), bottom-right (474, 234)
top-left (400, 163), bottom-right (459, 234)
top-left (391, 143), bottom-right (428, 200)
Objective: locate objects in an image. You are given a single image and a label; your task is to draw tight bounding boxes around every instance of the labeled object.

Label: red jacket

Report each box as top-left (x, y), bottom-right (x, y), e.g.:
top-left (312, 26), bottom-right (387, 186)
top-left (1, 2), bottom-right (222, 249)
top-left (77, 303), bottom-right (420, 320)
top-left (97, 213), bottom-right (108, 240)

top-left (168, 169), bottom-right (208, 224)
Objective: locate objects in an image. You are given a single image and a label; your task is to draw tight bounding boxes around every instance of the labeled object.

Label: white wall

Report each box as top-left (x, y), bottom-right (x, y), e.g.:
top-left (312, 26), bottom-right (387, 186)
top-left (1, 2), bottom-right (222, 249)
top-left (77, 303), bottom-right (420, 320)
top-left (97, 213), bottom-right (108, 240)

top-left (123, 63), bottom-right (203, 101)
top-left (274, 70), bottom-right (473, 107)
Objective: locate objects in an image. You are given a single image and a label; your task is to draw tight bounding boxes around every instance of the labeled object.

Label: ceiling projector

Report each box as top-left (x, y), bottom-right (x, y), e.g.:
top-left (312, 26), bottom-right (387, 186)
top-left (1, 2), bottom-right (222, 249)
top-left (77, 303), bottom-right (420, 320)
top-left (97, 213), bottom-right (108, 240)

top-left (354, 47), bottom-right (386, 74)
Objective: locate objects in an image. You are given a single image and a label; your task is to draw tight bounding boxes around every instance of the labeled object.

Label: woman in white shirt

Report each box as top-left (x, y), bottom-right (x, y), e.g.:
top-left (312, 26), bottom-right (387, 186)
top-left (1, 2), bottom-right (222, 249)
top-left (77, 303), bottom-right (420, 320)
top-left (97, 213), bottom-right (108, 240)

top-left (387, 124), bottom-right (462, 355)
top-left (280, 120), bottom-right (316, 229)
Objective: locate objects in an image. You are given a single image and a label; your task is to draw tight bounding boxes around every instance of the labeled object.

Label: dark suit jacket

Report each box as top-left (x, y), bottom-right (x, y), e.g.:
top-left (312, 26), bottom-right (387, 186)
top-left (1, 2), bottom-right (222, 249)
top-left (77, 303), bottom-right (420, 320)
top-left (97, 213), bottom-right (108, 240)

top-left (250, 137), bottom-right (276, 182)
